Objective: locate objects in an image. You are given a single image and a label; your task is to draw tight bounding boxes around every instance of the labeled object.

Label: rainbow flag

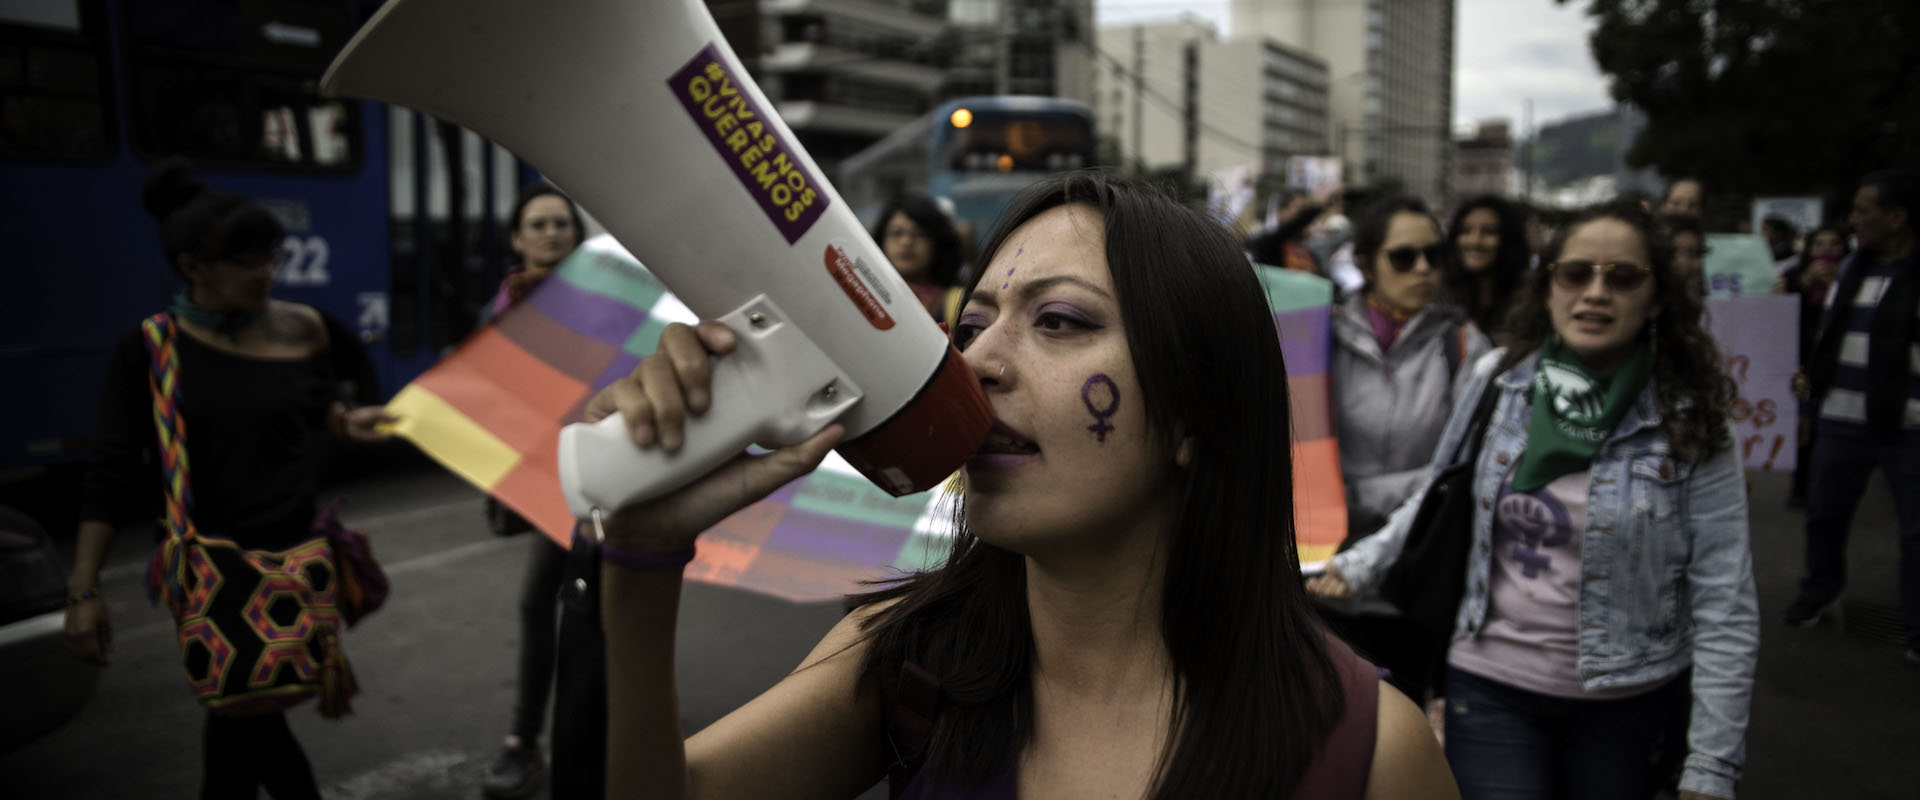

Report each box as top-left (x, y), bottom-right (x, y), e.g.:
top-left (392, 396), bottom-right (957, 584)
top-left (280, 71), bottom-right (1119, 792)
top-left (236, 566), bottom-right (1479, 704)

top-left (1252, 265), bottom-right (1348, 568)
top-left (385, 237), bottom-right (947, 602)
top-left (388, 239), bottom-right (1348, 601)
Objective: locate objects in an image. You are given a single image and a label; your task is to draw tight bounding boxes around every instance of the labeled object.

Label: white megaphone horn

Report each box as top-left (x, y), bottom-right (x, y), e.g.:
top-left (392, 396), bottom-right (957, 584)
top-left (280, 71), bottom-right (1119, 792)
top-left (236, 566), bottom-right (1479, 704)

top-left (322, 0), bottom-right (992, 516)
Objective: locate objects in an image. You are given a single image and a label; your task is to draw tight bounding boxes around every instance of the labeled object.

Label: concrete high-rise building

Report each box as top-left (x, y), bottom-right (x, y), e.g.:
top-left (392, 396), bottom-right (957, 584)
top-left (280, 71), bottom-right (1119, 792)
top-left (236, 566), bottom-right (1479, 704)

top-left (1452, 120), bottom-right (1514, 200)
top-left (1194, 37), bottom-right (1329, 179)
top-left (946, 0), bottom-right (1095, 104)
top-left (705, 0), bottom-right (951, 171)
top-left (1093, 21), bottom-right (1329, 180)
top-left (1231, 0), bottom-right (1454, 203)
top-left (1092, 20), bottom-right (1213, 173)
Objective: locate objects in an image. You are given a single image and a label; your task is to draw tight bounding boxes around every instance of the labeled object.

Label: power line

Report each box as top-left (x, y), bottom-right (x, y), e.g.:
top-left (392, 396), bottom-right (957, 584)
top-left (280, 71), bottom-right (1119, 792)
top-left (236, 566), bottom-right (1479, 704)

top-left (1081, 36), bottom-right (1266, 156)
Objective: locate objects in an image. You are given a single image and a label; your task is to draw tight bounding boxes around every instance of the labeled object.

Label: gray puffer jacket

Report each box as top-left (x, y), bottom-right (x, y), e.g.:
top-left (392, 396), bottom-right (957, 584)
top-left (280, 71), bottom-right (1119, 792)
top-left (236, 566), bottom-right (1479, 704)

top-left (1332, 294), bottom-right (1490, 538)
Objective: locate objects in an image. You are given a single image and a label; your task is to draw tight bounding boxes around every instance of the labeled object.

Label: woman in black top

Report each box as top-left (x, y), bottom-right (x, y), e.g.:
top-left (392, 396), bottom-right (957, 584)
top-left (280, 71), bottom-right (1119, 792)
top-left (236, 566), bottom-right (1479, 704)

top-left (1444, 195), bottom-right (1531, 339)
top-left (62, 159), bottom-right (391, 800)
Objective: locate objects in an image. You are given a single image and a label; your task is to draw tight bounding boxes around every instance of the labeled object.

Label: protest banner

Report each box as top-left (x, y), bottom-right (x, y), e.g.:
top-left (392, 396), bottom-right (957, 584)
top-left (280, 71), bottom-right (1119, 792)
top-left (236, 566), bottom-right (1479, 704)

top-left (1704, 294), bottom-right (1800, 471)
top-left (1287, 155), bottom-right (1342, 196)
top-left (1703, 233), bottom-right (1777, 297)
top-left (1751, 196), bottom-right (1825, 241)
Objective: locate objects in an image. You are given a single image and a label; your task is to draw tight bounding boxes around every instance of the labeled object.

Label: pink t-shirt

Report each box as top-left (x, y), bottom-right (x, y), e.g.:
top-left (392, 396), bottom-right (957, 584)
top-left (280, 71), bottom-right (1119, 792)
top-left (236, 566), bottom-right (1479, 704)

top-left (1448, 469), bottom-right (1649, 699)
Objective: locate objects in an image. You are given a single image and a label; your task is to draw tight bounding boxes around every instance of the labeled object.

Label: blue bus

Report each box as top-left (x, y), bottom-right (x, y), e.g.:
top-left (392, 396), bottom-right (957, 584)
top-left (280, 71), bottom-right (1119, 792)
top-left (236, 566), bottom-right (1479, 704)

top-left (837, 95), bottom-right (1095, 245)
top-left (1, 0), bottom-right (530, 504)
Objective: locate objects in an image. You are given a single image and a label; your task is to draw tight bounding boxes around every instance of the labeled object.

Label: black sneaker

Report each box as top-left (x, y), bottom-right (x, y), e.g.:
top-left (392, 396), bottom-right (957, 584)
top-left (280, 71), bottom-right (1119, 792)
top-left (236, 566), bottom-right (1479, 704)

top-left (1783, 595), bottom-right (1838, 627)
top-left (482, 744), bottom-right (545, 799)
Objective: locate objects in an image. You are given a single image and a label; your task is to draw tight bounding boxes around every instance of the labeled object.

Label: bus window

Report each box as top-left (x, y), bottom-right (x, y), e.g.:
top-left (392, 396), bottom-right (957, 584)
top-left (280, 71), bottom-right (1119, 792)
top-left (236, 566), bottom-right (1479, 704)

top-left (0, 1), bottom-right (113, 161)
top-left (940, 110), bottom-right (1092, 173)
top-left (121, 0), bottom-right (361, 171)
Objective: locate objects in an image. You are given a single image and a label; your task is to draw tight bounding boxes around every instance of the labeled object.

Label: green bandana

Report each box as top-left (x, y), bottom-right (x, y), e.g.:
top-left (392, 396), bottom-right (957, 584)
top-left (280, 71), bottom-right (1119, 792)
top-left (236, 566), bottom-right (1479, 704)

top-left (1512, 338), bottom-right (1653, 492)
top-left (171, 288), bottom-right (262, 341)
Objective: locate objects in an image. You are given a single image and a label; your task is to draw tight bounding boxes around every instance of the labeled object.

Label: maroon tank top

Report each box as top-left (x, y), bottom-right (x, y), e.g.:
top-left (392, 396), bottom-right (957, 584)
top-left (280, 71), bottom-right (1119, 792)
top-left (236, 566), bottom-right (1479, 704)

top-left (883, 634), bottom-right (1379, 799)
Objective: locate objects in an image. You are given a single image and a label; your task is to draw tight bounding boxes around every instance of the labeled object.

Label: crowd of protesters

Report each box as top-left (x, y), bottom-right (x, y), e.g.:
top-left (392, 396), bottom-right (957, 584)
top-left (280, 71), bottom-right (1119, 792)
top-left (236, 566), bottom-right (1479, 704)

top-left (59, 154), bottom-right (1918, 800)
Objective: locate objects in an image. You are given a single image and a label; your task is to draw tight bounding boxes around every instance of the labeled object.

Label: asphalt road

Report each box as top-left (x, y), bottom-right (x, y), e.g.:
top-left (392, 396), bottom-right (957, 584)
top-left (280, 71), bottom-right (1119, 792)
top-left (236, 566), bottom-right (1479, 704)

top-left (2, 464), bottom-right (1912, 798)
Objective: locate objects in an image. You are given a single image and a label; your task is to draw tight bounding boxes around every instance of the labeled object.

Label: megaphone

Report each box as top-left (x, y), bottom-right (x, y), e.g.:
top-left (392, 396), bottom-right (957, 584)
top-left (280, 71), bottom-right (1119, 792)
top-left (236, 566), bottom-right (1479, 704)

top-left (323, 0), bottom-right (991, 516)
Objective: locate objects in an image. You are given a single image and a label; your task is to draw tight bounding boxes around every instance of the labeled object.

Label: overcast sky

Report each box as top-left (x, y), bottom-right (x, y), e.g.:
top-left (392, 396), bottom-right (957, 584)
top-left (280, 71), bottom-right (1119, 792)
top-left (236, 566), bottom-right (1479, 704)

top-left (1094, 0), bottom-right (1614, 132)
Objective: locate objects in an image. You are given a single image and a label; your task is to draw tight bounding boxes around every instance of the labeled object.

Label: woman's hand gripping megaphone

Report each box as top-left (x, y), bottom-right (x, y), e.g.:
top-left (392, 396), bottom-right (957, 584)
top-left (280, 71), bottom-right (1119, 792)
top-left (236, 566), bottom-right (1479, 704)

top-left (582, 321), bottom-right (845, 554)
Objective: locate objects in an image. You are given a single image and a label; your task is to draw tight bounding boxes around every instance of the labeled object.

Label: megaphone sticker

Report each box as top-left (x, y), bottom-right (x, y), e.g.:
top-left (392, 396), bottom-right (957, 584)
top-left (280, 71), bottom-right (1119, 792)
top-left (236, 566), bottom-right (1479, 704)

top-left (825, 243), bottom-right (897, 331)
top-left (671, 44), bottom-right (828, 244)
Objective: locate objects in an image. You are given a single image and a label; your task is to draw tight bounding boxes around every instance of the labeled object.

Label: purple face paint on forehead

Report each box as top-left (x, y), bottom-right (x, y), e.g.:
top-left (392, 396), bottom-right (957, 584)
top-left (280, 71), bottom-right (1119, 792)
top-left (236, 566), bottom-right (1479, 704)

top-left (1082, 373), bottom-right (1119, 443)
top-left (1003, 241), bottom-right (1024, 289)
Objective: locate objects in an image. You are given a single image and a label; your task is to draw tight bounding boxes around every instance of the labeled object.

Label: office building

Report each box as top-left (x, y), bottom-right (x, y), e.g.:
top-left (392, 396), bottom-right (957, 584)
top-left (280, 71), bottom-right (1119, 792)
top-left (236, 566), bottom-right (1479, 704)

top-left (946, 0), bottom-right (1095, 103)
top-left (1232, 0), bottom-right (1454, 203)
top-left (1452, 120), bottom-right (1513, 200)
top-left (1194, 37), bottom-right (1329, 179)
top-left (1094, 21), bottom-right (1329, 180)
top-left (707, 0), bottom-right (951, 170)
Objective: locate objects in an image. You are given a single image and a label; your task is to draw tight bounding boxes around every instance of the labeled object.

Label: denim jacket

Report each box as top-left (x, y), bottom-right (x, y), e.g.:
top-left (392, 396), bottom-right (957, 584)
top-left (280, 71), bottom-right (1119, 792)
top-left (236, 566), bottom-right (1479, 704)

top-left (1331, 349), bottom-right (1760, 799)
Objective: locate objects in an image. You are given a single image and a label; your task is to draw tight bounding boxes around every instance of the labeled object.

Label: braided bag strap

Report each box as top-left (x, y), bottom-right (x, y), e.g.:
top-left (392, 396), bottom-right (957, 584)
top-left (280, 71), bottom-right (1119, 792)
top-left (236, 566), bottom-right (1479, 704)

top-left (141, 313), bottom-right (197, 611)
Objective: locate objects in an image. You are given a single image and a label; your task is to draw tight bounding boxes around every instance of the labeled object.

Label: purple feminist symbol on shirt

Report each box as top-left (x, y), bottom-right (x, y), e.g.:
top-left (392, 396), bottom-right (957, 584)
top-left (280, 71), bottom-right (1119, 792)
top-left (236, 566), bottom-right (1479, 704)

top-left (1082, 373), bottom-right (1119, 443)
top-left (1495, 487), bottom-right (1573, 579)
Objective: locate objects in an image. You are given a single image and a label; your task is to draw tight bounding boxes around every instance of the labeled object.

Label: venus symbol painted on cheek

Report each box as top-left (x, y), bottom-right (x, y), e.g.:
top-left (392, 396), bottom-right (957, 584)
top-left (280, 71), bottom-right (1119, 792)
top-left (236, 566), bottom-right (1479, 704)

top-left (1082, 374), bottom-right (1120, 443)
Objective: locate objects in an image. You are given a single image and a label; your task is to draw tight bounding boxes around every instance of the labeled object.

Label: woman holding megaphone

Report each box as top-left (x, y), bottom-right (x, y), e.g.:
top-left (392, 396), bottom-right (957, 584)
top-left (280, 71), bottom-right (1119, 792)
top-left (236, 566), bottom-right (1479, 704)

top-left (580, 172), bottom-right (1456, 799)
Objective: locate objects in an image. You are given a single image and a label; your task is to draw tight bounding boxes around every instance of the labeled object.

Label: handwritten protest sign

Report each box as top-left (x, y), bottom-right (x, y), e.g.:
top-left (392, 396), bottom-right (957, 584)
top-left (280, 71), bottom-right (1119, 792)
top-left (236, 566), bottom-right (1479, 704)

top-left (1751, 197), bottom-right (1824, 241)
top-left (1704, 295), bottom-right (1800, 471)
top-left (1703, 234), bottom-right (1778, 298)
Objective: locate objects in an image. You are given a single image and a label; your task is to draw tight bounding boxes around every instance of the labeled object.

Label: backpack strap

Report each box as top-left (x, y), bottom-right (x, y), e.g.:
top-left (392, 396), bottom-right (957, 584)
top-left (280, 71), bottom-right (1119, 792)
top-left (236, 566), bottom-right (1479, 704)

top-left (1442, 323), bottom-right (1467, 382)
top-left (883, 634), bottom-right (947, 798)
top-left (140, 312), bottom-right (196, 612)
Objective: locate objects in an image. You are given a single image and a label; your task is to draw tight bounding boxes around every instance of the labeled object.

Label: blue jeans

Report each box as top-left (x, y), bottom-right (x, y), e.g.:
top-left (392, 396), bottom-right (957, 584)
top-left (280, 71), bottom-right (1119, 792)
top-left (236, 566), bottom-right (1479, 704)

top-left (1443, 668), bottom-right (1687, 800)
top-left (1800, 422), bottom-right (1920, 649)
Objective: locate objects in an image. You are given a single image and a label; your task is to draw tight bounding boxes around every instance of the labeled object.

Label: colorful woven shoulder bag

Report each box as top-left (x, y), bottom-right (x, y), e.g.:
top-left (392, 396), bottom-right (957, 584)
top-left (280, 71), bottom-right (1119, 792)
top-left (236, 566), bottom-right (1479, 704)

top-left (141, 312), bottom-right (358, 717)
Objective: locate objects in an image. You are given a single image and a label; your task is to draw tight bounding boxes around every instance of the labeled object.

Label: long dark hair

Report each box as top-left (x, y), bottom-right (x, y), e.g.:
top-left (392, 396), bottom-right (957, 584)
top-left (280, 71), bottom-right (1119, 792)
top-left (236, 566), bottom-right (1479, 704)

top-left (1351, 195), bottom-right (1443, 293)
top-left (1800, 222), bottom-right (1851, 263)
top-left (1445, 195), bottom-right (1530, 335)
top-left (1501, 200), bottom-right (1733, 462)
top-left (142, 157), bottom-right (284, 277)
top-left (870, 193), bottom-right (965, 288)
top-left (504, 184), bottom-right (586, 302)
top-left (509, 183), bottom-right (586, 249)
top-left (851, 171), bottom-right (1341, 797)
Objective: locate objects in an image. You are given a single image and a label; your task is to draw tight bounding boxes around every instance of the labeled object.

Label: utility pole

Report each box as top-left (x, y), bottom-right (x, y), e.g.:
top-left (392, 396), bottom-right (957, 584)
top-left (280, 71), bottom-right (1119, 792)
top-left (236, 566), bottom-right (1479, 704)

top-left (1132, 26), bottom-right (1144, 171)
top-left (1522, 98), bottom-right (1534, 204)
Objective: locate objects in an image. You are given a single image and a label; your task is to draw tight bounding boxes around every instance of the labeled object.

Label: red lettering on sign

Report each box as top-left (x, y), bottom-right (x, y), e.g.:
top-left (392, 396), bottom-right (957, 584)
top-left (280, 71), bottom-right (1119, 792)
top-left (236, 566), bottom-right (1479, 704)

top-left (823, 245), bottom-right (895, 331)
top-left (1726, 354), bottom-right (1750, 383)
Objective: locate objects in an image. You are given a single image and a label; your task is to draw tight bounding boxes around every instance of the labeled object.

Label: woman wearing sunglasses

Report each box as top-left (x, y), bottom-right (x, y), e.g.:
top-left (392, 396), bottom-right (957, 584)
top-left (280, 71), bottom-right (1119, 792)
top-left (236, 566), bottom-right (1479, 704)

top-left (1320, 197), bottom-right (1491, 703)
top-left (1310, 201), bottom-right (1758, 800)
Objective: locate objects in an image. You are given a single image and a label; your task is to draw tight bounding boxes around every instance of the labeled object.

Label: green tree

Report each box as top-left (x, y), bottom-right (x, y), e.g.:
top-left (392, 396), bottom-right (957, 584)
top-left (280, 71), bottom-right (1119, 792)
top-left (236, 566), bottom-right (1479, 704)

top-left (1560, 0), bottom-right (1919, 210)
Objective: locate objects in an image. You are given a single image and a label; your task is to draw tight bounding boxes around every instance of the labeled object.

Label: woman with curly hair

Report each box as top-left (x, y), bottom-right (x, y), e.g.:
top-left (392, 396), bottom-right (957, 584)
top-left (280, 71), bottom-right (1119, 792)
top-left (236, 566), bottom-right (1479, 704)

top-left (1311, 200), bottom-right (1758, 800)
top-left (1445, 195), bottom-right (1531, 338)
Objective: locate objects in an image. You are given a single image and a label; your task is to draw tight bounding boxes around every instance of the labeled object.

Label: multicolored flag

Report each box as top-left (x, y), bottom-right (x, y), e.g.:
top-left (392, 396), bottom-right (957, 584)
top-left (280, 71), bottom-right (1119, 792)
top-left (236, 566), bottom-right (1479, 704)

top-left (1253, 265), bottom-right (1349, 569)
top-left (387, 238), bottom-right (1350, 601)
top-left (384, 237), bottom-right (945, 602)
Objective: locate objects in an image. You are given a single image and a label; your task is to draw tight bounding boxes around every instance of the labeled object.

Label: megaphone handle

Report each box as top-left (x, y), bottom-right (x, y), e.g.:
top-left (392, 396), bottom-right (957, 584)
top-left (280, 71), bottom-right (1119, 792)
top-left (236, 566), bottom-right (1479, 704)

top-left (557, 295), bottom-right (863, 518)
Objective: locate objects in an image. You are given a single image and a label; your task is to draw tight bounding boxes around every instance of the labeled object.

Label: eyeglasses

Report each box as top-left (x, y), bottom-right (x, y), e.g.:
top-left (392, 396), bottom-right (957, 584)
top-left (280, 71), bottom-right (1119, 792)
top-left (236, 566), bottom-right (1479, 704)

top-left (883, 226), bottom-right (929, 243)
top-left (1549, 260), bottom-right (1653, 292)
top-left (1384, 244), bottom-right (1448, 273)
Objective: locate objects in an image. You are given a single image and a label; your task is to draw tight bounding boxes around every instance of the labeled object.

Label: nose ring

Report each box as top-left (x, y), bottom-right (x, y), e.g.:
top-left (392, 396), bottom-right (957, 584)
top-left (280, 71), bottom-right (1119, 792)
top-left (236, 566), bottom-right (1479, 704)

top-left (999, 365), bottom-right (1006, 378)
